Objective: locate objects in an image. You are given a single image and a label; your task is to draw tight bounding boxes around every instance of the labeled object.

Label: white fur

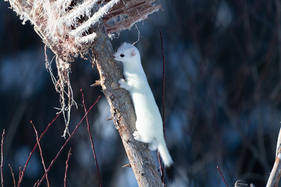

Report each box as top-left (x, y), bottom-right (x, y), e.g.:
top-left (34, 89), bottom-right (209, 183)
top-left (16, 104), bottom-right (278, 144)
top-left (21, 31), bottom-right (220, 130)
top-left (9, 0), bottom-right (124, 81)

top-left (113, 42), bottom-right (173, 167)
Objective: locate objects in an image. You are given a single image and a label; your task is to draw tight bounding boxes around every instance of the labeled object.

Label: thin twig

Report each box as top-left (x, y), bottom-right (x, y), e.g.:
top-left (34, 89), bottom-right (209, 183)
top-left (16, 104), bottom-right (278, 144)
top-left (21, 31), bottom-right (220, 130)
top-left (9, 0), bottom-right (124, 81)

top-left (36, 95), bottom-right (101, 187)
top-left (30, 121), bottom-right (50, 187)
top-left (217, 166), bottom-right (229, 187)
top-left (64, 148), bottom-right (72, 187)
top-left (276, 127), bottom-right (281, 157)
top-left (17, 113), bottom-right (61, 187)
top-left (1, 129), bottom-right (5, 187)
top-left (159, 29), bottom-right (165, 185)
top-left (8, 164), bottom-right (16, 187)
top-left (122, 163), bottom-right (131, 168)
top-left (159, 30), bottom-right (166, 139)
top-left (80, 89), bottom-right (103, 187)
top-left (132, 25), bottom-right (141, 46)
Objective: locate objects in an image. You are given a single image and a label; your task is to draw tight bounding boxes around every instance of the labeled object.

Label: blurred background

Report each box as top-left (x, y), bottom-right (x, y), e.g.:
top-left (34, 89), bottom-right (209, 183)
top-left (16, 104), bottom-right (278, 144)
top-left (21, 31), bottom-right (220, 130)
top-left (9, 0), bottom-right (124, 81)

top-left (1, 0), bottom-right (281, 186)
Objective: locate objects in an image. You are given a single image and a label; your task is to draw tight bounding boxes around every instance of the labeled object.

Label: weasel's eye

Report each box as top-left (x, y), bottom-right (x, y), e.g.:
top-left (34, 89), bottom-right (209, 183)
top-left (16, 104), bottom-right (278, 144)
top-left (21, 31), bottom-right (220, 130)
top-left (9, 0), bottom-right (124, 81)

top-left (120, 54), bottom-right (125, 58)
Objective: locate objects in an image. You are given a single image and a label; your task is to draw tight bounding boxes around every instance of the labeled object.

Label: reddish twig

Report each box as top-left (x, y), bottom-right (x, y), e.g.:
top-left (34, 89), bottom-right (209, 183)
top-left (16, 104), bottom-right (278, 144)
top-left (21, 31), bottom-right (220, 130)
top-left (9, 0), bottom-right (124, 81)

top-left (157, 152), bottom-right (164, 185)
top-left (158, 29), bottom-right (165, 184)
top-left (17, 113), bottom-right (61, 187)
top-left (159, 30), bottom-right (166, 139)
top-left (80, 89), bottom-right (103, 187)
top-left (34, 180), bottom-right (39, 187)
top-left (36, 95), bottom-right (101, 187)
top-left (8, 164), bottom-right (16, 187)
top-left (217, 166), bottom-right (229, 187)
top-left (64, 148), bottom-right (72, 187)
top-left (30, 121), bottom-right (50, 187)
top-left (1, 129), bottom-right (5, 187)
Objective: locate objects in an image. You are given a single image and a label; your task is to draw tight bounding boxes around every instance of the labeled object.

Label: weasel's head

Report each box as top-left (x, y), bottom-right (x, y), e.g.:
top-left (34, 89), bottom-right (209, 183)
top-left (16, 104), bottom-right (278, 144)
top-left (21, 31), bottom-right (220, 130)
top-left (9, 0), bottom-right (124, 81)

top-left (113, 42), bottom-right (140, 64)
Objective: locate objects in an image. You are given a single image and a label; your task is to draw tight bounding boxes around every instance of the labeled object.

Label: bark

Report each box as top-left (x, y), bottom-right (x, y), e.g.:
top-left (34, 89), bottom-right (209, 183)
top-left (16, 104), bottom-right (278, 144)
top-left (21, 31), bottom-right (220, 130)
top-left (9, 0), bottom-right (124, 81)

top-left (90, 11), bottom-right (162, 187)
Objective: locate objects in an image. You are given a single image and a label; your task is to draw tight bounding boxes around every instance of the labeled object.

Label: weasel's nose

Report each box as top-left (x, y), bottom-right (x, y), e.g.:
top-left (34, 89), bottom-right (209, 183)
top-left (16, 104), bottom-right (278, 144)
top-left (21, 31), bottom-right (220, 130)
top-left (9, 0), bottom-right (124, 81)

top-left (112, 55), bottom-right (115, 59)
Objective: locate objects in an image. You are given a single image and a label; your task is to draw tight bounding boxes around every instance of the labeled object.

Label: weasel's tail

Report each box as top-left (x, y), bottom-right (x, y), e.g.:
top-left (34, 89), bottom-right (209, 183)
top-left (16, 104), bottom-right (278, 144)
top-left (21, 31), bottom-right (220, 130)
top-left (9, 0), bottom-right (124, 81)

top-left (158, 139), bottom-right (175, 181)
top-left (158, 140), bottom-right (173, 166)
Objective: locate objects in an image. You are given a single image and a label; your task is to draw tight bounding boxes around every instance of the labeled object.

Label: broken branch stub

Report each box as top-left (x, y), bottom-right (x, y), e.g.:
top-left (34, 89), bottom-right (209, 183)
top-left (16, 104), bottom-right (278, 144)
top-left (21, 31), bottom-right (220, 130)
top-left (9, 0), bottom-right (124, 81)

top-left (103, 0), bottom-right (161, 34)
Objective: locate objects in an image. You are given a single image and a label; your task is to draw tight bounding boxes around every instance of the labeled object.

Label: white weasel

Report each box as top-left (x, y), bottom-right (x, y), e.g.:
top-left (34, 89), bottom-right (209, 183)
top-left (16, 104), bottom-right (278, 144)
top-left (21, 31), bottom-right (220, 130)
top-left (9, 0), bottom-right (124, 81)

top-left (113, 42), bottom-right (174, 179)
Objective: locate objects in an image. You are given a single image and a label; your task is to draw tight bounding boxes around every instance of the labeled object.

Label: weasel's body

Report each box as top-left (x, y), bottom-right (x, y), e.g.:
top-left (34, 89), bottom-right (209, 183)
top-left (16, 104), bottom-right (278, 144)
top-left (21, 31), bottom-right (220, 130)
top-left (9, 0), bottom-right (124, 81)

top-left (113, 42), bottom-right (174, 180)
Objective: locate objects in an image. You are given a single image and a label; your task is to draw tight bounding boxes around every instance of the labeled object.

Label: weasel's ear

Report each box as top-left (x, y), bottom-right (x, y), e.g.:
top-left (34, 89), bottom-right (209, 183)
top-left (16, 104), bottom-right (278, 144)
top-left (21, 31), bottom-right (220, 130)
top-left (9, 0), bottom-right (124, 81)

top-left (130, 49), bottom-right (136, 57)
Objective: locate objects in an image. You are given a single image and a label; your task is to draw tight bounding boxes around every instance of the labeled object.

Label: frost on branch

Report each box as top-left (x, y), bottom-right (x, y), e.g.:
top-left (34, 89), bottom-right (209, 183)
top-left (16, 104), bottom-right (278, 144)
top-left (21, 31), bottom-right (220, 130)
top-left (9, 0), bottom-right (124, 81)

top-left (4, 0), bottom-right (160, 138)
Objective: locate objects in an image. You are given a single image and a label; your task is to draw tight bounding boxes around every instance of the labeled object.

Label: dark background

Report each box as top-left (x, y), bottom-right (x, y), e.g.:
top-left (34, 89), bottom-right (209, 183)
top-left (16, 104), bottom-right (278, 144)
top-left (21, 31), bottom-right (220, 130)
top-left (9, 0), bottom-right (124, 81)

top-left (1, 0), bottom-right (281, 186)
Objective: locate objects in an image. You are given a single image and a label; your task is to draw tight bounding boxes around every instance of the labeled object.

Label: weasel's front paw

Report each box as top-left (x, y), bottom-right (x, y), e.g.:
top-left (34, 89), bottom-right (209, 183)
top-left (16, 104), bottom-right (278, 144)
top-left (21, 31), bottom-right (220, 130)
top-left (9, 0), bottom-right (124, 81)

top-left (133, 131), bottom-right (141, 141)
top-left (118, 79), bottom-right (130, 90)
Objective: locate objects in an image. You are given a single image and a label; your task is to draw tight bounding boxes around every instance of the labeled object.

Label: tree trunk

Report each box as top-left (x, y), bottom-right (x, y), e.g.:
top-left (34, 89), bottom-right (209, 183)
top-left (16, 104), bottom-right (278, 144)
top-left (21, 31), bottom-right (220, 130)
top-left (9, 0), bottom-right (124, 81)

top-left (90, 13), bottom-right (163, 187)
